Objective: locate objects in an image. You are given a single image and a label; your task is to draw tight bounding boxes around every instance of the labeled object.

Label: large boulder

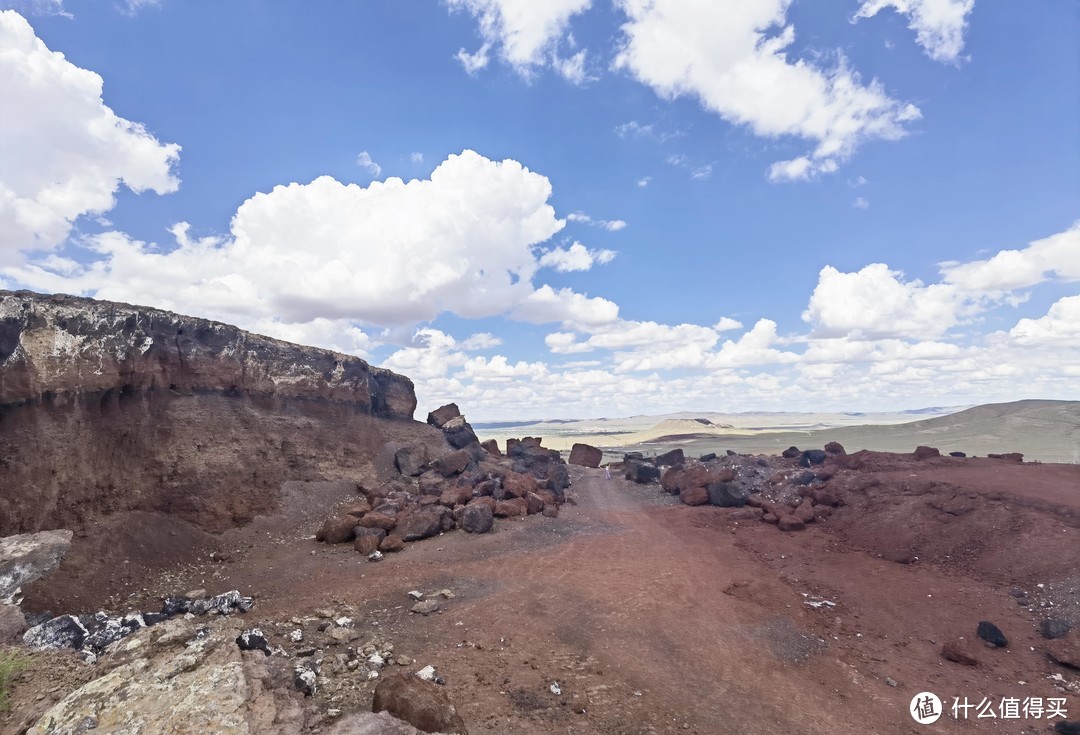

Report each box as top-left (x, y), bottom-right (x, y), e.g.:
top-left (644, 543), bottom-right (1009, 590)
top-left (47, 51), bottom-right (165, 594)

top-left (426, 403), bottom-right (461, 428)
top-left (23, 614), bottom-right (88, 651)
top-left (441, 416), bottom-right (480, 450)
top-left (707, 482), bottom-right (750, 507)
top-left (432, 450), bottom-right (471, 478)
top-left (624, 460), bottom-right (660, 484)
top-left (462, 504), bottom-right (494, 534)
top-left (502, 472), bottom-right (538, 498)
top-left (372, 672), bottom-right (468, 734)
top-left (480, 439), bottom-right (502, 457)
top-left (395, 445), bottom-right (429, 477)
top-left (568, 443), bottom-right (602, 468)
top-left (354, 527), bottom-right (387, 555)
top-left (655, 448), bottom-right (684, 467)
top-left (679, 486), bottom-right (708, 506)
top-left (0, 529), bottom-right (73, 603)
top-left (395, 509), bottom-right (445, 542)
top-left (358, 512), bottom-right (398, 532)
top-left (316, 516), bottom-right (359, 544)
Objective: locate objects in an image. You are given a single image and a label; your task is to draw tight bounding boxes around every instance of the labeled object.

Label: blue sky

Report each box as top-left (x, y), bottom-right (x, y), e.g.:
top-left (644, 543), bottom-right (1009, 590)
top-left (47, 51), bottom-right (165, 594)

top-left (1, 0), bottom-right (1078, 420)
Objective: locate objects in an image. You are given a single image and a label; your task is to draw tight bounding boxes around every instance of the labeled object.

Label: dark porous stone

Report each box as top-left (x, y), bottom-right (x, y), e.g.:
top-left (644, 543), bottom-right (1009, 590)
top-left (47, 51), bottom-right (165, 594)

top-left (1040, 618), bottom-right (1072, 640)
top-left (799, 450), bottom-right (827, 467)
top-left (781, 446), bottom-right (801, 459)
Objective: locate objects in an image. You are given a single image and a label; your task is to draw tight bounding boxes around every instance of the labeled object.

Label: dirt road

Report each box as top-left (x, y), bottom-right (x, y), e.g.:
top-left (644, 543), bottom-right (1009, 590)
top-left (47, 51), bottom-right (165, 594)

top-left (19, 461), bottom-right (1080, 734)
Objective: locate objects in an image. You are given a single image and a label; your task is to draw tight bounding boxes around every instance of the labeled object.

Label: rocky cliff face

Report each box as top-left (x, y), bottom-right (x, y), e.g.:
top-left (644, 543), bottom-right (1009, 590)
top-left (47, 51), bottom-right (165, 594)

top-left (0, 290), bottom-right (432, 536)
top-left (0, 290), bottom-right (415, 417)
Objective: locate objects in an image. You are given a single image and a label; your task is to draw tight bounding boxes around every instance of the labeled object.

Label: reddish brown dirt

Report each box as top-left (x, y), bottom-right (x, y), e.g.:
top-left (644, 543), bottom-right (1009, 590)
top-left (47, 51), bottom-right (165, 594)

top-left (13, 455), bottom-right (1080, 734)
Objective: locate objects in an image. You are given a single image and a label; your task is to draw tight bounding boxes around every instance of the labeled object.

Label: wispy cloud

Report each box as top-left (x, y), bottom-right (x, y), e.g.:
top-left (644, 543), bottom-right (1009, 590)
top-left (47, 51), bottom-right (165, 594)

top-left (567, 212), bottom-right (627, 231)
top-left (356, 151), bottom-right (382, 177)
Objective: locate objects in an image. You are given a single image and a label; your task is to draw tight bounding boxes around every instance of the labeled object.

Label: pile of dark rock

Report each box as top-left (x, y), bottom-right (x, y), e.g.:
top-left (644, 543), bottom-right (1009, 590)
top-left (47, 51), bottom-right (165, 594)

top-left (609, 443), bottom-right (851, 533)
top-left (21, 589), bottom-right (254, 661)
top-left (316, 404), bottom-right (569, 556)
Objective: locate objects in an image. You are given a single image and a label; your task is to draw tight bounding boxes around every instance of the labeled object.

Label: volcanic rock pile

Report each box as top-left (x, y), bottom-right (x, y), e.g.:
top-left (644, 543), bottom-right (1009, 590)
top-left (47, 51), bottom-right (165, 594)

top-left (315, 405), bottom-right (570, 555)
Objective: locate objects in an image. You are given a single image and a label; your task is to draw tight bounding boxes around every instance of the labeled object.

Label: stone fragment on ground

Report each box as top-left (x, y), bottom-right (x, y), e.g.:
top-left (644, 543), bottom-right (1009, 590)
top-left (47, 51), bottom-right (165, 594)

top-left (976, 620), bottom-right (1008, 648)
top-left (941, 639), bottom-right (980, 666)
top-left (372, 672), bottom-right (468, 734)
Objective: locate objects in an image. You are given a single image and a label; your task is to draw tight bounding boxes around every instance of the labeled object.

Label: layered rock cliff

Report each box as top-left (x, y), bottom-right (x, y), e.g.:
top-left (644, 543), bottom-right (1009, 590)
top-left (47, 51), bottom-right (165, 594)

top-left (0, 291), bottom-right (434, 536)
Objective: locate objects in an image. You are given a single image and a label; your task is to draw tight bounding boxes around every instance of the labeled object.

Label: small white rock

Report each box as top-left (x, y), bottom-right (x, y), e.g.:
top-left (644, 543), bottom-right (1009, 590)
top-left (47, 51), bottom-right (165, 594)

top-left (550, 682), bottom-right (561, 695)
top-left (290, 629), bottom-right (304, 643)
top-left (407, 591), bottom-right (424, 601)
top-left (335, 617), bottom-right (353, 628)
top-left (368, 551), bottom-right (383, 562)
top-left (416, 665), bottom-right (436, 681)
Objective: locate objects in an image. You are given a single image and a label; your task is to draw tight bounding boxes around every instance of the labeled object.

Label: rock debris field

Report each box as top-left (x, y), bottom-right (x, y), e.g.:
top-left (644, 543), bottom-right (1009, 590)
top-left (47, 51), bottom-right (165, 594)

top-left (4, 436), bottom-right (1080, 734)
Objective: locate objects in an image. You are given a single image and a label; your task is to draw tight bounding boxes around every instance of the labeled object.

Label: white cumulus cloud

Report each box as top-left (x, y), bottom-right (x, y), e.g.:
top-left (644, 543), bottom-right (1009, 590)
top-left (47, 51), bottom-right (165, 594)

top-left (3, 151), bottom-right (617, 335)
top-left (614, 0), bottom-right (921, 180)
top-left (1009, 296), bottom-right (1080, 347)
top-left (447, 0), bottom-right (592, 77)
top-left (854, 0), bottom-right (975, 63)
top-left (940, 221), bottom-right (1080, 292)
top-left (0, 10), bottom-right (180, 264)
top-left (803, 263), bottom-right (962, 339)
top-left (537, 241), bottom-right (616, 272)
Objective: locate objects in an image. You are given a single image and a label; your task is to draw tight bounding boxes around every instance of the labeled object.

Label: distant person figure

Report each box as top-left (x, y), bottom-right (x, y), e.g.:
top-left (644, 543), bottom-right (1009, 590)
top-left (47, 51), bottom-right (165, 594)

top-left (604, 466), bottom-right (611, 480)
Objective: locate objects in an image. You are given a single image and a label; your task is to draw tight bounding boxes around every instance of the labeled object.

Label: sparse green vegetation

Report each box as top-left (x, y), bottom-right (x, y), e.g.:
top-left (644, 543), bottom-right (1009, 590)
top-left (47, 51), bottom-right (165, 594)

top-left (0, 648), bottom-right (27, 713)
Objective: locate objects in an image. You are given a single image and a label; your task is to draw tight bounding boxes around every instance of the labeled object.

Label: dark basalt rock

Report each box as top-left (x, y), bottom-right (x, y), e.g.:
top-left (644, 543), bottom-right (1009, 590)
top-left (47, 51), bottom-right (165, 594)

top-left (161, 596), bottom-right (193, 616)
top-left (462, 504), bottom-right (494, 534)
top-left (624, 460), bottom-right (661, 484)
top-left (187, 590), bottom-right (255, 616)
top-left (781, 446), bottom-right (801, 459)
top-left (655, 449), bottom-right (685, 467)
top-left (236, 628), bottom-right (272, 656)
top-left (799, 450), bottom-right (827, 467)
top-left (707, 482), bottom-right (751, 507)
top-left (1040, 618), bottom-right (1072, 640)
top-left (977, 620), bottom-right (1008, 648)
top-left (23, 614), bottom-right (88, 651)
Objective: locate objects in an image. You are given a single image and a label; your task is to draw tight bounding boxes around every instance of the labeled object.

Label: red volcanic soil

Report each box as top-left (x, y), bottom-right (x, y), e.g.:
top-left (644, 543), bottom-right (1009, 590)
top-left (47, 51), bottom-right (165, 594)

top-left (13, 453), bottom-right (1080, 734)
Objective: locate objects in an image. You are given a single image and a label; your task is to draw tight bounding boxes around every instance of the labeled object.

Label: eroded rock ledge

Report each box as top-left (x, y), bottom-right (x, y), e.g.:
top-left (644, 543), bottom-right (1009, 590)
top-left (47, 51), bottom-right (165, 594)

top-left (0, 291), bottom-right (426, 537)
top-left (0, 290), bottom-right (415, 417)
